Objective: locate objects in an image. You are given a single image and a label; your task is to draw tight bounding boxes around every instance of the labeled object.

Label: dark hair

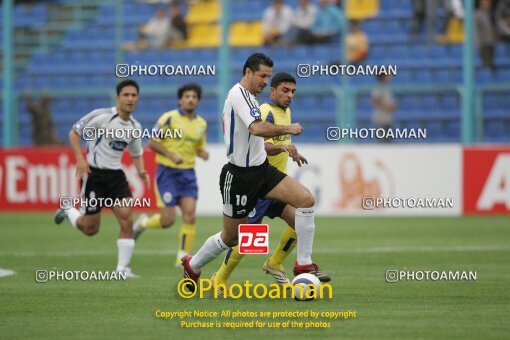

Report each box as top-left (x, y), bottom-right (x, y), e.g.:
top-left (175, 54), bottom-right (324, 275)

top-left (270, 72), bottom-right (296, 88)
top-left (178, 83), bottom-right (202, 100)
top-left (377, 73), bottom-right (388, 82)
top-left (116, 79), bottom-right (139, 95)
top-left (242, 53), bottom-right (273, 76)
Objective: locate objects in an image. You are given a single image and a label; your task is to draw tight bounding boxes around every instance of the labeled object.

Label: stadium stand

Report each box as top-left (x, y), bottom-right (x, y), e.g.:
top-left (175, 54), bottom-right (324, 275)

top-left (1, 0), bottom-right (509, 146)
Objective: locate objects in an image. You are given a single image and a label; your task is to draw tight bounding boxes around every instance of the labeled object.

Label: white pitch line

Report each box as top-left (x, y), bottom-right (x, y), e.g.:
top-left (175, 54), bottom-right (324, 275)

top-left (0, 268), bottom-right (16, 277)
top-left (0, 245), bottom-right (508, 258)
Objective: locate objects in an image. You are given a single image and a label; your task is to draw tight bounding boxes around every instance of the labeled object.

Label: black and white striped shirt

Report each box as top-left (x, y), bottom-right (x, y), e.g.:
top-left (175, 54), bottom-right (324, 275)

top-left (221, 83), bottom-right (266, 167)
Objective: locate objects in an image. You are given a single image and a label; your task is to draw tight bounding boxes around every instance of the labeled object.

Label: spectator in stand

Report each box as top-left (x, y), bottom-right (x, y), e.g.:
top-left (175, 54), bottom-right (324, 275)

top-left (308, 0), bottom-right (346, 44)
top-left (410, 0), bottom-right (441, 43)
top-left (496, 0), bottom-right (510, 42)
top-left (139, 0), bottom-right (185, 4)
top-left (332, 0), bottom-right (343, 8)
top-left (436, 0), bottom-right (464, 43)
top-left (26, 94), bottom-right (64, 146)
top-left (262, 0), bottom-right (294, 46)
top-left (475, 0), bottom-right (496, 70)
top-left (346, 20), bottom-right (369, 64)
top-left (371, 74), bottom-right (397, 143)
top-left (123, 8), bottom-right (169, 51)
top-left (168, 3), bottom-right (188, 45)
top-left (411, 0), bottom-right (426, 37)
top-left (287, 0), bottom-right (318, 45)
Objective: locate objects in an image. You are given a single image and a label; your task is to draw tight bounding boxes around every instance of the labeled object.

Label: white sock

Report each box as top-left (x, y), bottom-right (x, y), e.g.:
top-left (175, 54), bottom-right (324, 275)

top-left (295, 207), bottom-right (315, 265)
top-left (116, 238), bottom-right (135, 270)
top-left (189, 232), bottom-right (228, 272)
top-left (64, 208), bottom-right (81, 229)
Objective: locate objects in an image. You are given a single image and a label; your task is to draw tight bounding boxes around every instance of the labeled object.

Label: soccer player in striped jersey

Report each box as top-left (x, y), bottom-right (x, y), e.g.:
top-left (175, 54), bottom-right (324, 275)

top-left (133, 83), bottom-right (209, 266)
top-left (212, 72), bottom-right (331, 289)
top-left (54, 80), bottom-right (150, 278)
top-left (181, 53), bottom-right (328, 292)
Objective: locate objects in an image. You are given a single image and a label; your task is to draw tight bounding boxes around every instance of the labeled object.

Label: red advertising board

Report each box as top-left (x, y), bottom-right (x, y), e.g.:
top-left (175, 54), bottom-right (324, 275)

top-left (0, 148), bottom-right (157, 212)
top-left (2, 146), bottom-right (510, 215)
top-left (463, 147), bottom-right (510, 214)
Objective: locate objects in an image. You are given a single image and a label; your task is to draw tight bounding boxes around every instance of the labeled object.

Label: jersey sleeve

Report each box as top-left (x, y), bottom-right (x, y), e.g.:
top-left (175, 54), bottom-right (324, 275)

top-left (151, 112), bottom-right (172, 142)
top-left (72, 109), bottom-right (109, 136)
top-left (197, 120), bottom-right (207, 149)
top-left (128, 122), bottom-right (144, 157)
top-left (233, 87), bottom-right (261, 128)
top-left (260, 104), bottom-right (274, 144)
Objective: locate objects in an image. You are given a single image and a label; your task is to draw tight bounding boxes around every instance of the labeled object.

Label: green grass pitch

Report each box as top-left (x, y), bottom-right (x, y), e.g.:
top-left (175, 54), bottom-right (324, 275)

top-left (1, 213), bottom-right (509, 339)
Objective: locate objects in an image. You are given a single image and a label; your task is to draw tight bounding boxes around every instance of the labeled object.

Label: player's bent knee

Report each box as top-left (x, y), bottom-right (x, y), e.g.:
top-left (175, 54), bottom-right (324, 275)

top-left (303, 193), bottom-right (315, 208)
top-left (296, 190), bottom-right (315, 208)
top-left (221, 232), bottom-right (238, 248)
top-left (224, 236), bottom-right (238, 248)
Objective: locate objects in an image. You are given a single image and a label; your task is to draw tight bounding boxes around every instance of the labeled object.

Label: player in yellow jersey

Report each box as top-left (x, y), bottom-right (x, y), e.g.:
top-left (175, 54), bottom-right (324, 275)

top-left (212, 73), bottom-right (331, 289)
top-left (133, 83), bottom-right (209, 266)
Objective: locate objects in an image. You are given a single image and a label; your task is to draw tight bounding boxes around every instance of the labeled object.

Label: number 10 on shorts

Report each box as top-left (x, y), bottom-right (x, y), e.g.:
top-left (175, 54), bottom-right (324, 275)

top-left (238, 224), bottom-right (269, 254)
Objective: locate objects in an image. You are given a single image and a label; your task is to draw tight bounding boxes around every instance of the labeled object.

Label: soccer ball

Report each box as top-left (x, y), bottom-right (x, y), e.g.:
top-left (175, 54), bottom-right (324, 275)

top-left (292, 273), bottom-right (321, 301)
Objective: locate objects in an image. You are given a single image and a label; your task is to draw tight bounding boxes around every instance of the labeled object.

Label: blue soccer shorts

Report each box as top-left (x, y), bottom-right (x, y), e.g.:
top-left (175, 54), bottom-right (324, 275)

top-left (247, 198), bottom-right (287, 223)
top-left (155, 165), bottom-right (198, 207)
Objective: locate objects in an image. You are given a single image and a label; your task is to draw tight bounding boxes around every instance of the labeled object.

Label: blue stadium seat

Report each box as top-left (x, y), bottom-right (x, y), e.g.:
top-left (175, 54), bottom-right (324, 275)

top-left (9, 0), bottom-right (509, 145)
top-left (484, 121), bottom-right (504, 140)
top-left (495, 68), bottom-right (510, 82)
top-left (414, 70), bottom-right (432, 83)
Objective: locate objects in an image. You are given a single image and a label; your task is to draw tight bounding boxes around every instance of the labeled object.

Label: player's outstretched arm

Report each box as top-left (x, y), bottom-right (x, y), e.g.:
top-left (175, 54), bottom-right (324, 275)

top-left (294, 152), bottom-right (308, 167)
top-left (287, 144), bottom-right (308, 167)
top-left (68, 129), bottom-right (90, 178)
top-left (147, 139), bottom-right (183, 164)
top-left (265, 142), bottom-right (308, 167)
top-left (197, 148), bottom-right (209, 161)
top-left (264, 143), bottom-right (297, 159)
top-left (249, 120), bottom-right (303, 138)
top-left (264, 142), bottom-right (288, 156)
top-left (132, 156), bottom-right (150, 189)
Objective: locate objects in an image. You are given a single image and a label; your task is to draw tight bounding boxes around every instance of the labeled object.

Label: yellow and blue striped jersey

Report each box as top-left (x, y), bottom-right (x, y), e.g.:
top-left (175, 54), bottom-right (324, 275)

top-left (152, 108), bottom-right (207, 169)
top-left (260, 102), bottom-right (291, 174)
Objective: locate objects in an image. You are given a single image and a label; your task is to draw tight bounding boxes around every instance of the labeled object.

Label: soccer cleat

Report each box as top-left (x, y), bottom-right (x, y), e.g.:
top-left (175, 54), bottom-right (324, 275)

top-left (262, 259), bottom-right (291, 286)
top-left (211, 272), bottom-right (228, 297)
top-left (293, 262), bottom-right (331, 282)
top-left (133, 214), bottom-right (148, 240)
top-left (181, 255), bottom-right (200, 293)
top-left (54, 208), bottom-right (67, 225)
top-left (116, 266), bottom-right (140, 279)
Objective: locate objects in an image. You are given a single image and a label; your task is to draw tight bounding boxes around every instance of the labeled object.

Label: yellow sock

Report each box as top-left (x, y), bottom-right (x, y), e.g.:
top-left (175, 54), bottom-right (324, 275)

top-left (177, 223), bottom-right (196, 254)
top-left (268, 226), bottom-right (297, 267)
top-left (216, 246), bottom-right (245, 283)
top-left (142, 214), bottom-right (162, 229)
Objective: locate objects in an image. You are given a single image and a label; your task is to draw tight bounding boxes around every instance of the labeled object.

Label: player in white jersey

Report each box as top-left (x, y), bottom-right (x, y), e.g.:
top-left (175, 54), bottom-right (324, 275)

top-left (182, 53), bottom-right (327, 291)
top-left (54, 80), bottom-right (150, 278)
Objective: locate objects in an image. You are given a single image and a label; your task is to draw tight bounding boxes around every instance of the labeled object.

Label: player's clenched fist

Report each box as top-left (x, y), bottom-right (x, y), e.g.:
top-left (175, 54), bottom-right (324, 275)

top-left (287, 123), bottom-right (304, 135)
